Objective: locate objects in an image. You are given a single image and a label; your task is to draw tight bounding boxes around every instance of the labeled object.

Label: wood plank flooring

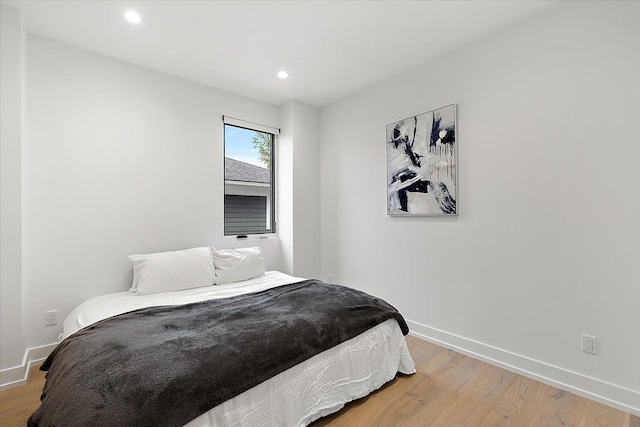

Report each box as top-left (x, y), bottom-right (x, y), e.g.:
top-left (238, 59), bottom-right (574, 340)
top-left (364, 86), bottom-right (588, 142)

top-left (314, 335), bottom-right (638, 427)
top-left (0, 364), bottom-right (46, 426)
top-left (1, 335), bottom-right (637, 426)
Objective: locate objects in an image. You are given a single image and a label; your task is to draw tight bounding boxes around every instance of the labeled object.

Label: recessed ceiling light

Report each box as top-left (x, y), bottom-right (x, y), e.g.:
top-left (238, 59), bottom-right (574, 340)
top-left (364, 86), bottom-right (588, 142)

top-left (277, 70), bottom-right (289, 79)
top-left (124, 10), bottom-right (142, 24)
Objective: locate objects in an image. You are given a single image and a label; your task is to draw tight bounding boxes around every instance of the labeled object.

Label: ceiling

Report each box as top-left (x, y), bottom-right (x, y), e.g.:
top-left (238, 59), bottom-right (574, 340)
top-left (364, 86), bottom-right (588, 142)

top-left (3, 1), bottom-right (556, 107)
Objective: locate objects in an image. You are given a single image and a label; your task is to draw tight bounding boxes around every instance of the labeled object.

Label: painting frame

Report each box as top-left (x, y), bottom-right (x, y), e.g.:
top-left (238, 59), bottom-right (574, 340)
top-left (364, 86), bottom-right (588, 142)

top-left (386, 104), bottom-right (458, 216)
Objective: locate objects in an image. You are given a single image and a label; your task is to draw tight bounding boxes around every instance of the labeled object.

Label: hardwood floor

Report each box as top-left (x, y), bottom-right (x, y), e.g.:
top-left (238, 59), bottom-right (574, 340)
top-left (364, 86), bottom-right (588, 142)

top-left (314, 336), bottom-right (638, 427)
top-left (1, 335), bottom-right (637, 426)
top-left (0, 364), bottom-right (46, 427)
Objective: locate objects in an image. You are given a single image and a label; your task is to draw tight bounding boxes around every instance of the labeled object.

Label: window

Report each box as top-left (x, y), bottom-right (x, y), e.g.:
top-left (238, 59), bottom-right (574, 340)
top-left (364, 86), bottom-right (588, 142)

top-left (223, 117), bottom-right (277, 236)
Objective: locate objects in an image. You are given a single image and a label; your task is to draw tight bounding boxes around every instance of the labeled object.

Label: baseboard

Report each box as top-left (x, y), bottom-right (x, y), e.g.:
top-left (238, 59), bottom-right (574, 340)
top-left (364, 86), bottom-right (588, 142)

top-left (406, 319), bottom-right (640, 417)
top-left (3, 329), bottom-right (638, 417)
top-left (0, 343), bottom-right (58, 391)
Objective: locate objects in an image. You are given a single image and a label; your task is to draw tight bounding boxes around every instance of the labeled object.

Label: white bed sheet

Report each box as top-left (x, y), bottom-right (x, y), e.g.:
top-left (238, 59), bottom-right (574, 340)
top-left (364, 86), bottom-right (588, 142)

top-left (61, 271), bottom-right (415, 426)
top-left (62, 271), bottom-right (305, 339)
top-left (187, 318), bottom-right (415, 427)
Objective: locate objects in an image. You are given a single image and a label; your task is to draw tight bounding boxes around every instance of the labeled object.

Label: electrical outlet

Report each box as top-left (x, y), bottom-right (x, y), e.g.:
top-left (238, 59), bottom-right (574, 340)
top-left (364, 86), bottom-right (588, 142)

top-left (328, 274), bottom-right (333, 283)
top-left (45, 310), bottom-right (57, 326)
top-left (582, 334), bottom-right (597, 355)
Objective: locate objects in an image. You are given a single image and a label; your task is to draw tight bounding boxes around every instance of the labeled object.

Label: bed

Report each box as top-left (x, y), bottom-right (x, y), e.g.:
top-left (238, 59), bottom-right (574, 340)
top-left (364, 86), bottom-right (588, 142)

top-left (28, 247), bottom-right (415, 427)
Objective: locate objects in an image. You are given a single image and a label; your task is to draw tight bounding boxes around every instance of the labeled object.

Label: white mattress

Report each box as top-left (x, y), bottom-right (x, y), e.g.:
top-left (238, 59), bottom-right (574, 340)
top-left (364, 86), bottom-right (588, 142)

top-left (62, 271), bottom-right (416, 426)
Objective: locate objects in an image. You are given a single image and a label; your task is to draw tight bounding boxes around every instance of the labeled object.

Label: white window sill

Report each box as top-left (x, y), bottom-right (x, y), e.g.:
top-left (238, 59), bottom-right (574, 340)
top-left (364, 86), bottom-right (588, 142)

top-left (222, 233), bottom-right (279, 242)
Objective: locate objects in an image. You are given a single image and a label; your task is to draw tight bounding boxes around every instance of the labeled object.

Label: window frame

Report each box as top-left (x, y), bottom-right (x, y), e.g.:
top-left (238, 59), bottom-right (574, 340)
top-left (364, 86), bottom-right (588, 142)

top-left (222, 118), bottom-right (277, 237)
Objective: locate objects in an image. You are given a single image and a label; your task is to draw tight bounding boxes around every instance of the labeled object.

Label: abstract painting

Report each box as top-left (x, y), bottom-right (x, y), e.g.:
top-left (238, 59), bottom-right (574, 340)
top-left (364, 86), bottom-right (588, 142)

top-left (387, 104), bottom-right (457, 216)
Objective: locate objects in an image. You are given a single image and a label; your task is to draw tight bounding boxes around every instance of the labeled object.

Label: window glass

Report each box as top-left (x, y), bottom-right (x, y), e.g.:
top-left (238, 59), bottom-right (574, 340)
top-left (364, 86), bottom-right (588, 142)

top-left (224, 124), bottom-right (275, 236)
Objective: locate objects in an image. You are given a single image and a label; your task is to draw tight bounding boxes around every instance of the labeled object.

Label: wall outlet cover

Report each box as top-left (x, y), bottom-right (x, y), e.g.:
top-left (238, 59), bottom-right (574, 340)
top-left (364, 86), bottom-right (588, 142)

top-left (45, 310), bottom-right (58, 326)
top-left (581, 334), bottom-right (597, 355)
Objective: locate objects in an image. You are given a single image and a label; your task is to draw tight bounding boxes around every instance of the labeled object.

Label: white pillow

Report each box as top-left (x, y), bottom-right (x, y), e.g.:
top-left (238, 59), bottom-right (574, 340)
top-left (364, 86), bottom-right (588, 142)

top-left (211, 247), bottom-right (265, 285)
top-left (128, 247), bottom-right (214, 295)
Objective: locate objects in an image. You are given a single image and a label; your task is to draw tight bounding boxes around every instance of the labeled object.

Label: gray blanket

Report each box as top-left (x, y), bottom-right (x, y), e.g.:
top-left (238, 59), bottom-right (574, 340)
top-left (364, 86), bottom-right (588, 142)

top-left (28, 279), bottom-right (409, 427)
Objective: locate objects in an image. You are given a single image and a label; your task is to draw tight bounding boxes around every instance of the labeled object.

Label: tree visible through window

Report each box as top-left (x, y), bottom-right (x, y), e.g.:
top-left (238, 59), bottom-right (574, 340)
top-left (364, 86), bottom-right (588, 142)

top-left (224, 124), bottom-right (275, 236)
top-left (252, 132), bottom-right (271, 170)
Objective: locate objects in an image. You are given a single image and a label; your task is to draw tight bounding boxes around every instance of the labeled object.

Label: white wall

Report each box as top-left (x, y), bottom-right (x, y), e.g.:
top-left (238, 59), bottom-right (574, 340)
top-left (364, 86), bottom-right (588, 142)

top-left (320, 1), bottom-right (639, 412)
top-left (279, 101), bottom-right (321, 279)
top-left (0, 4), bottom-right (25, 371)
top-left (278, 103), bottom-right (295, 275)
top-left (23, 35), bottom-right (283, 351)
